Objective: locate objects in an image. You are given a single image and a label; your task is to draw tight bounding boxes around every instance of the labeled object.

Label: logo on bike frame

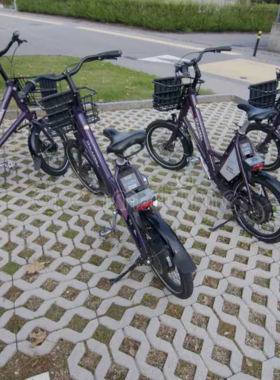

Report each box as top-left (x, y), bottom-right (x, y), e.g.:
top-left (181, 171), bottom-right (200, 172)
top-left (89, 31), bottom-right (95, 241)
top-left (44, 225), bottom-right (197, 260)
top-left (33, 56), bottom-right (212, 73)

top-left (194, 117), bottom-right (203, 140)
top-left (86, 141), bottom-right (100, 168)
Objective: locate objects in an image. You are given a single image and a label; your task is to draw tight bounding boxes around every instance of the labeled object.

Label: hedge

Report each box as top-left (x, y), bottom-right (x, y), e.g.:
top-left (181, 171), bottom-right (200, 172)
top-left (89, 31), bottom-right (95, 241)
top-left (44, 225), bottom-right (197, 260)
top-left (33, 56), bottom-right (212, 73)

top-left (17, 0), bottom-right (278, 32)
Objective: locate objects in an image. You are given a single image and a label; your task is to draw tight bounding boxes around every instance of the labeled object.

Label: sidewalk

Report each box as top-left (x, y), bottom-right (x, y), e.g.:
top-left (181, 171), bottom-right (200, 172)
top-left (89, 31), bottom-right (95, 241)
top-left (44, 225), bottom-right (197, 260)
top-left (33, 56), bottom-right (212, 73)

top-left (0, 103), bottom-right (280, 380)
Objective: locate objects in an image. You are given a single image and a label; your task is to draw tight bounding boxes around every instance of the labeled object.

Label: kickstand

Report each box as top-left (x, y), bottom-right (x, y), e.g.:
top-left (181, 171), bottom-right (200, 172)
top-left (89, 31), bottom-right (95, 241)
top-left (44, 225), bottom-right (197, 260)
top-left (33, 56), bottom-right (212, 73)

top-left (209, 216), bottom-right (236, 232)
top-left (109, 257), bottom-right (143, 285)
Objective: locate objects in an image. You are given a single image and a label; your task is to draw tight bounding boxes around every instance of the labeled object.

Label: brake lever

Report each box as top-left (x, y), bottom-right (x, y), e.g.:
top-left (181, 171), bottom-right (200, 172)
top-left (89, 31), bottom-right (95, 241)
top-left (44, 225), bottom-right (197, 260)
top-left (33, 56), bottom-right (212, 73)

top-left (18, 39), bottom-right (27, 46)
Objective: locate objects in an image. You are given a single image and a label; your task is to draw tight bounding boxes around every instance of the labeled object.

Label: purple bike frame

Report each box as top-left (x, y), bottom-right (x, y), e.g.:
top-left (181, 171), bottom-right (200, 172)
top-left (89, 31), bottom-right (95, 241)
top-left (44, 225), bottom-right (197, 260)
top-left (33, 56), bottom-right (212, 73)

top-left (176, 89), bottom-right (254, 202)
top-left (0, 80), bottom-right (54, 148)
top-left (74, 110), bottom-right (149, 257)
top-left (0, 81), bottom-right (32, 146)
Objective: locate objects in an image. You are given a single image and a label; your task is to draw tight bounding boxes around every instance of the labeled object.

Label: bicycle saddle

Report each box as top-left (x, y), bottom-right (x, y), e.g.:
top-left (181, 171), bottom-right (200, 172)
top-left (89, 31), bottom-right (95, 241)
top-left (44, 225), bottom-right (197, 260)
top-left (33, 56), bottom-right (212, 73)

top-left (237, 103), bottom-right (278, 121)
top-left (103, 128), bottom-right (146, 157)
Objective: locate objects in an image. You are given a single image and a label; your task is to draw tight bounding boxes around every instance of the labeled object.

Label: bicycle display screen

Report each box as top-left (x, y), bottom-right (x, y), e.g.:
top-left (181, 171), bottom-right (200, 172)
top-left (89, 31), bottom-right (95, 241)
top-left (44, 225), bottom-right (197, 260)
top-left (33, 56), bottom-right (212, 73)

top-left (120, 173), bottom-right (141, 193)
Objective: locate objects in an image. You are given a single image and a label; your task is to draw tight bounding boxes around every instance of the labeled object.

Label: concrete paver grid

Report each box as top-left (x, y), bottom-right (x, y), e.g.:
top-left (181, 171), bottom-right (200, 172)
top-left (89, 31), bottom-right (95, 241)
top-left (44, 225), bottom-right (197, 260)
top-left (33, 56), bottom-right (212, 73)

top-left (0, 102), bottom-right (280, 379)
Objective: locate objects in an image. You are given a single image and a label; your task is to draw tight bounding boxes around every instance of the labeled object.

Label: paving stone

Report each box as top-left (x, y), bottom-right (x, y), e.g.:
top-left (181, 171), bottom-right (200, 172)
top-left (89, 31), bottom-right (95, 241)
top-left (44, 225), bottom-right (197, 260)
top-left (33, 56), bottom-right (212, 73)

top-left (1, 104), bottom-right (280, 379)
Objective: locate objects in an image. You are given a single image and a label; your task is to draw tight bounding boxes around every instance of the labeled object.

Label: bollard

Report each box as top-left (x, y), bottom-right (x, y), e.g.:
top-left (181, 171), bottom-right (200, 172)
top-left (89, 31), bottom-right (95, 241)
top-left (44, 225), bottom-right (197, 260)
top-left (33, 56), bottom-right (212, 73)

top-left (253, 31), bottom-right (262, 57)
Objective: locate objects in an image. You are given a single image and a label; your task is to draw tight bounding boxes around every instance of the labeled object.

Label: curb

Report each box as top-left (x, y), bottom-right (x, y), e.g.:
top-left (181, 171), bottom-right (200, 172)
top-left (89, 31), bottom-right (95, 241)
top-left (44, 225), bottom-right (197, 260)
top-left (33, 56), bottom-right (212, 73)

top-left (5, 94), bottom-right (246, 119)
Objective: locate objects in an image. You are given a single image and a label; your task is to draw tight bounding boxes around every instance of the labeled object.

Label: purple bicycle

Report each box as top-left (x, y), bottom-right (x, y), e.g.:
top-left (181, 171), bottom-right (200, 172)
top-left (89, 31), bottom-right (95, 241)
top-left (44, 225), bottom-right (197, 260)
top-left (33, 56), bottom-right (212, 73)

top-left (0, 31), bottom-right (69, 176)
top-left (244, 69), bottom-right (280, 172)
top-left (19, 51), bottom-right (196, 298)
top-left (146, 46), bottom-right (280, 244)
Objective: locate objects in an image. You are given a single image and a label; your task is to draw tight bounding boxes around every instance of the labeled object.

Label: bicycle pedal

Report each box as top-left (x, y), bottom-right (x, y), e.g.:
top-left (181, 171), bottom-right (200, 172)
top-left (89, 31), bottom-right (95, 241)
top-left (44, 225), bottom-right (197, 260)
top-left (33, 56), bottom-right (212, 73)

top-left (189, 156), bottom-right (201, 166)
top-left (99, 227), bottom-right (115, 240)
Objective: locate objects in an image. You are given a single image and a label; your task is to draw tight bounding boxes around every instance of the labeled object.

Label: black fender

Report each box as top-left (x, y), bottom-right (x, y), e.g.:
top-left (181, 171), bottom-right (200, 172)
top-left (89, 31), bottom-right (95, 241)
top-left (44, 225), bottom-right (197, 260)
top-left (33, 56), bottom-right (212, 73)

top-left (253, 171), bottom-right (280, 193)
top-left (179, 126), bottom-right (194, 157)
top-left (232, 171), bottom-right (280, 194)
top-left (140, 210), bottom-right (196, 274)
top-left (166, 119), bottom-right (194, 157)
top-left (28, 124), bottom-right (42, 170)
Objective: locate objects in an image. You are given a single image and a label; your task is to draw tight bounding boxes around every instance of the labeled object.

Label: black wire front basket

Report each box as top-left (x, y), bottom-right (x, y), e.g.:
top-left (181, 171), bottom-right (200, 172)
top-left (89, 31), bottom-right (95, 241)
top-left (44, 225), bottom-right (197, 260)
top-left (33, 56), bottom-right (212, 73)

top-left (37, 86), bottom-right (99, 137)
top-left (11, 76), bottom-right (58, 106)
top-left (248, 79), bottom-right (280, 109)
top-left (152, 76), bottom-right (203, 112)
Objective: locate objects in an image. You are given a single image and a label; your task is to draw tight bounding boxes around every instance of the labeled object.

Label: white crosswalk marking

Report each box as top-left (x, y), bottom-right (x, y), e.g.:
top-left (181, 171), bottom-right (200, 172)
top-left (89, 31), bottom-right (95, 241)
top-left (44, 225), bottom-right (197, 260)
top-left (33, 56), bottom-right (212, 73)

top-left (139, 55), bottom-right (182, 64)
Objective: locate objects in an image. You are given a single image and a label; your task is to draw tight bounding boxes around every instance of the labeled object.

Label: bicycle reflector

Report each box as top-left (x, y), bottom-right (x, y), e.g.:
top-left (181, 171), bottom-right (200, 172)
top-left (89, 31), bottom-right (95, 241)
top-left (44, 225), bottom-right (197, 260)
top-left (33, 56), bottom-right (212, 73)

top-left (137, 200), bottom-right (154, 211)
top-left (252, 162), bottom-right (264, 171)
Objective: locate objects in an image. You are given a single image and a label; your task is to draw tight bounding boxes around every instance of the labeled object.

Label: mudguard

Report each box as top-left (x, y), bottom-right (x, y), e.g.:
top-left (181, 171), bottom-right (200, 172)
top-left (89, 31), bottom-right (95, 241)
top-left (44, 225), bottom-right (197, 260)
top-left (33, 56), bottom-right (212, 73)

top-left (140, 210), bottom-right (197, 274)
top-left (232, 171), bottom-right (280, 195)
top-left (179, 127), bottom-right (194, 157)
top-left (166, 119), bottom-right (194, 157)
top-left (252, 171), bottom-right (280, 193)
top-left (28, 125), bottom-right (42, 170)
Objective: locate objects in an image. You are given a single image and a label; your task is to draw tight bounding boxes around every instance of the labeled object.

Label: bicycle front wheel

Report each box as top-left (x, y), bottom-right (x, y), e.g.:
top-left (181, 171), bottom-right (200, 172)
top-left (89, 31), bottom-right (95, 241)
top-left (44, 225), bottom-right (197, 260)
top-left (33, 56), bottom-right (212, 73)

top-left (246, 123), bottom-right (280, 172)
top-left (146, 120), bottom-right (191, 170)
top-left (31, 126), bottom-right (69, 177)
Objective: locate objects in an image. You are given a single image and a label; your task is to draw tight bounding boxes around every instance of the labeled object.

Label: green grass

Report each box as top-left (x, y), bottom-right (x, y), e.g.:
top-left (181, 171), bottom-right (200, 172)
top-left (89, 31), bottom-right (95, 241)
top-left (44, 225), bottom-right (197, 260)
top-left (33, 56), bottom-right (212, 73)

top-left (0, 55), bottom-right (212, 104)
top-left (0, 55), bottom-right (155, 102)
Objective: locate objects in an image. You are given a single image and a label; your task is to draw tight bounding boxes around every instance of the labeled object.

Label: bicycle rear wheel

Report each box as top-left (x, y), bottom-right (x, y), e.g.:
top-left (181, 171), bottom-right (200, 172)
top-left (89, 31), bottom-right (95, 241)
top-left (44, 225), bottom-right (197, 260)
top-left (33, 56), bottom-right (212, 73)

top-left (231, 172), bottom-right (280, 244)
top-left (140, 211), bottom-right (194, 299)
top-left (65, 139), bottom-right (104, 195)
top-left (246, 123), bottom-right (280, 171)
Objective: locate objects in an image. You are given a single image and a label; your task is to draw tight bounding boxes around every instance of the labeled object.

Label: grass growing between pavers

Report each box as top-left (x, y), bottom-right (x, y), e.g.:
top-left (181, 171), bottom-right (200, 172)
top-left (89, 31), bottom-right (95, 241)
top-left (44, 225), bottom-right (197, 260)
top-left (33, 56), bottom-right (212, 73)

top-left (0, 340), bottom-right (74, 380)
top-left (0, 55), bottom-right (212, 108)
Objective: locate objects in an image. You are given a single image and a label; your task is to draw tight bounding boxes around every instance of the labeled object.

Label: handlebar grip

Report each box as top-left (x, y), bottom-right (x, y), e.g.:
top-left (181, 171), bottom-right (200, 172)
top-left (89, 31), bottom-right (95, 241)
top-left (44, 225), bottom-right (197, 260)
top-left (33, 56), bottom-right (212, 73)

top-left (98, 50), bottom-right (122, 60)
top-left (18, 80), bottom-right (36, 99)
top-left (204, 46), bottom-right (232, 53)
top-left (214, 46), bottom-right (232, 52)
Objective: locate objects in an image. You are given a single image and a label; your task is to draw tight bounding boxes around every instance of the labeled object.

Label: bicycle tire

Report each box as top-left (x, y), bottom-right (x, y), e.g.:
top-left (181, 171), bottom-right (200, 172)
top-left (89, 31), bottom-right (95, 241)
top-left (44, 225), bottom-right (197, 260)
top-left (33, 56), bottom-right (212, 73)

top-left (65, 139), bottom-right (105, 195)
top-left (231, 172), bottom-right (280, 244)
top-left (246, 122), bottom-right (280, 172)
top-left (146, 120), bottom-right (191, 170)
top-left (30, 125), bottom-right (69, 177)
top-left (140, 211), bottom-right (194, 299)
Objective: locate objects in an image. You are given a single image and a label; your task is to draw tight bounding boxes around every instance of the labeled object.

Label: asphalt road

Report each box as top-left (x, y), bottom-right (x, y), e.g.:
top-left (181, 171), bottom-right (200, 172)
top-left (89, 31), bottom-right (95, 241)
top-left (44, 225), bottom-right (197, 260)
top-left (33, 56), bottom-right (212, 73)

top-left (0, 9), bottom-right (279, 98)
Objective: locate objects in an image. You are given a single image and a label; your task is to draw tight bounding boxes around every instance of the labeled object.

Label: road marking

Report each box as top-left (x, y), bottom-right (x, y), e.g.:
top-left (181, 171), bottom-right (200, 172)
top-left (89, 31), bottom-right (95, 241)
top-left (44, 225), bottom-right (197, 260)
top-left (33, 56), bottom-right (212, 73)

top-left (139, 55), bottom-right (199, 64)
top-left (140, 56), bottom-right (174, 64)
top-left (200, 58), bottom-right (278, 83)
top-left (0, 12), bottom-right (63, 25)
top-left (76, 26), bottom-right (240, 56)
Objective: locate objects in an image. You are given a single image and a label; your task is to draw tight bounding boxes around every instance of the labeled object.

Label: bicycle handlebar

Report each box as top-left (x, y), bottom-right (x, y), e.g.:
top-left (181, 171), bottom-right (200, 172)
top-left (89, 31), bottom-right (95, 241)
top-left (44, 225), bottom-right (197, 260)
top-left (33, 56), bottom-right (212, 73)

top-left (182, 45), bottom-right (232, 68)
top-left (0, 31), bottom-right (27, 58)
top-left (18, 50), bottom-right (123, 98)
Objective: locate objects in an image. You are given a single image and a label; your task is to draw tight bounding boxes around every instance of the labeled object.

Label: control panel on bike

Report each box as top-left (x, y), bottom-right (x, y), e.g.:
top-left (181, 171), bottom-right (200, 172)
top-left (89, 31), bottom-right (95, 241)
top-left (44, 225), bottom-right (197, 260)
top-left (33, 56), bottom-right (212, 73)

top-left (239, 137), bottom-right (264, 171)
top-left (117, 165), bottom-right (156, 211)
top-left (220, 135), bottom-right (264, 181)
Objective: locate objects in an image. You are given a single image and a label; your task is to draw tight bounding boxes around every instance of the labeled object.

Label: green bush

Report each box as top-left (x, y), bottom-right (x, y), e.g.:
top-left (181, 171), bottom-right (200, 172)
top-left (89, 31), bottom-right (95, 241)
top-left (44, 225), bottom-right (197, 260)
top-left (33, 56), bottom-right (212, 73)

top-left (17, 0), bottom-right (278, 32)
